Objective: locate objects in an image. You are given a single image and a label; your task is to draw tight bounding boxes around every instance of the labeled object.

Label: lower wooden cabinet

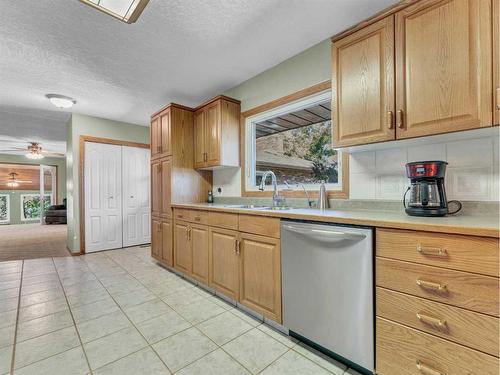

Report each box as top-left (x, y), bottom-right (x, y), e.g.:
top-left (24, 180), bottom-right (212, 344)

top-left (208, 227), bottom-right (240, 300)
top-left (160, 220), bottom-right (173, 266)
top-left (239, 233), bottom-right (282, 322)
top-left (151, 218), bottom-right (162, 260)
top-left (151, 217), bottom-right (173, 267)
top-left (191, 224), bottom-right (209, 284)
top-left (174, 221), bottom-right (192, 274)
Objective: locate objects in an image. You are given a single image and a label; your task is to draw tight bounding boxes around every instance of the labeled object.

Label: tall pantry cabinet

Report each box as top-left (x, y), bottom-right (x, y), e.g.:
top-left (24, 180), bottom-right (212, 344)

top-left (150, 103), bottom-right (212, 266)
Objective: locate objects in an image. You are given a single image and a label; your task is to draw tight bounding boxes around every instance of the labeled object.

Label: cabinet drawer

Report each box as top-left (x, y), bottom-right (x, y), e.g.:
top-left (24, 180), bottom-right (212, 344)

top-left (208, 211), bottom-right (238, 230)
top-left (376, 287), bottom-right (499, 356)
top-left (376, 258), bottom-right (499, 317)
top-left (377, 228), bottom-right (499, 277)
top-left (174, 209), bottom-right (208, 224)
top-left (239, 215), bottom-right (280, 238)
top-left (376, 317), bottom-right (499, 375)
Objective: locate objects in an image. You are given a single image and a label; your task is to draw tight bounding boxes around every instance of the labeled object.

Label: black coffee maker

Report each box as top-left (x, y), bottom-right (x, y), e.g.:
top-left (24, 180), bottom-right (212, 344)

top-left (404, 161), bottom-right (460, 217)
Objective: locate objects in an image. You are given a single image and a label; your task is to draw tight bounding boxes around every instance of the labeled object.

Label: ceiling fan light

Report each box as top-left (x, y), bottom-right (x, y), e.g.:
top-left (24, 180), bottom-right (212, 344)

top-left (6, 181), bottom-right (18, 188)
top-left (26, 152), bottom-right (44, 160)
top-left (46, 94), bottom-right (76, 109)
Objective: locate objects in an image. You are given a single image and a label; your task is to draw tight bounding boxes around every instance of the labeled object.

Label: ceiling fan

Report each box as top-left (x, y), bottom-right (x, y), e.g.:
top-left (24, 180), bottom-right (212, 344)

top-left (0, 172), bottom-right (32, 188)
top-left (0, 142), bottom-right (65, 159)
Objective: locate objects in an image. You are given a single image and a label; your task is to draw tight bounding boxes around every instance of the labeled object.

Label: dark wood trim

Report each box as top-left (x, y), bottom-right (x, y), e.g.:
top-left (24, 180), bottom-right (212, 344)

top-left (330, 0), bottom-right (418, 42)
top-left (239, 80), bottom-right (349, 199)
top-left (79, 135), bottom-right (150, 254)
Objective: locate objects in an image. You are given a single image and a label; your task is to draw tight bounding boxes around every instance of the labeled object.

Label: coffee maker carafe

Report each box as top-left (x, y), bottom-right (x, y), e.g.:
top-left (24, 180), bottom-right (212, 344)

top-left (404, 161), bottom-right (460, 217)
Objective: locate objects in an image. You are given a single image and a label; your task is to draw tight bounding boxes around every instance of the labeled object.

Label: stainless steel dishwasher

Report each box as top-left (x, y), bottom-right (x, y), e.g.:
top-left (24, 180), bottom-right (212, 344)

top-left (281, 220), bottom-right (374, 373)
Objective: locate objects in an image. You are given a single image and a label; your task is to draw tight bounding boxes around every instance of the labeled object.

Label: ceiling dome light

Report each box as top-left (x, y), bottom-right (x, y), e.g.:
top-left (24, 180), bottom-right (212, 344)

top-left (26, 152), bottom-right (44, 160)
top-left (46, 94), bottom-right (76, 109)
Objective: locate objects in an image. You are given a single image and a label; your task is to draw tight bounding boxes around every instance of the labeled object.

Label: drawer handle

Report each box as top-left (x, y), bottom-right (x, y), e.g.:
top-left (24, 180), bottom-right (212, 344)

top-left (416, 360), bottom-right (445, 375)
top-left (416, 311), bottom-right (447, 328)
top-left (416, 278), bottom-right (447, 291)
top-left (417, 244), bottom-right (447, 257)
top-left (194, 216), bottom-right (201, 221)
top-left (177, 214), bottom-right (183, 219)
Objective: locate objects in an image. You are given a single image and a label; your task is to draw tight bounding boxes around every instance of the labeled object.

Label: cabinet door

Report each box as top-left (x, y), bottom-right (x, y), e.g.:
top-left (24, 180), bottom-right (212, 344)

top-left (495, 0), bottom-right (499, 125)
top-left (239, 233), bottom-right (282, 322)
top-left (191, 224), bottom-right (209, 284)
top-left (174, 221), bottom-right (192, 274)
top-left (151, 160), bottom-right (161, 217)
top-left (160, 157), bottom-right (172, 218)
top-left (205, 101), bottom-right (221, 166)
top-left (160, 111), bottom-right (171, 157)
top-left (209, 227), bottom-right (239, 300)
top-left (395, 0), bottom-right (493, 139)
top-left (194, 109), bottom-right (206, 168)
top-left (161, 219), bottom-right (173, 266)
top-left (332, 16), bottom-right (395, 147)
top-left (150, 117), bottom-right (161, 159)
top-left (151, 218), bottom-right (162, 260)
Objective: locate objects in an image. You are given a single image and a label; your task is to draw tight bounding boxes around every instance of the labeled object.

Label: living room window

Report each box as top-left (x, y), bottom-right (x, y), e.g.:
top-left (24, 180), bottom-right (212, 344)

top-left (0, 195), bottom-right (10, 224)
top-left (243, 87), bottom-right (348, 197)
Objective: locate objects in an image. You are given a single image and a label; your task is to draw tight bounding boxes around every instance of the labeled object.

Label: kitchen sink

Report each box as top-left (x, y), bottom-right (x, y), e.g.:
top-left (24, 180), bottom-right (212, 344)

top-left (223, 204), bottom-right (292, 210)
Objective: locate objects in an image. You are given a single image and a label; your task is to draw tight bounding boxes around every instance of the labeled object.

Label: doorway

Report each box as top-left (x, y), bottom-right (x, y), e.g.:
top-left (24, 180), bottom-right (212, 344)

top-left (0, 163), bottom-right (68, 261)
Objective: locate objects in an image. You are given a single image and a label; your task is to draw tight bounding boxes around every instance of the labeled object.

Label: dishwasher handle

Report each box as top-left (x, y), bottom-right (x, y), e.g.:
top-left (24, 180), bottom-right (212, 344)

top-left (282, 224), bottom-right (367, 242)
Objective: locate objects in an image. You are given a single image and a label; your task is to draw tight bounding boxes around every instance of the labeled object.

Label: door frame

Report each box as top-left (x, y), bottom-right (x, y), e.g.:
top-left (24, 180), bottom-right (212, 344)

top-left (79, 135), bottom-right (149, 254)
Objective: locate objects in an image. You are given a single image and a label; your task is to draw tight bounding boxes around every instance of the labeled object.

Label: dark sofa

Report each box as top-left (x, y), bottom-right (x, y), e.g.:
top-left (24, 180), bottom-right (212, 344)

top-left (45, 198), bottom-right (67, 224)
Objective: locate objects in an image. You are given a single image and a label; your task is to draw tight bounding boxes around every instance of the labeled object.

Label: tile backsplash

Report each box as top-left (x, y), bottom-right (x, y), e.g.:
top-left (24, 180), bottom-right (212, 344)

top-left (350, 136), bottom-right (500, 201)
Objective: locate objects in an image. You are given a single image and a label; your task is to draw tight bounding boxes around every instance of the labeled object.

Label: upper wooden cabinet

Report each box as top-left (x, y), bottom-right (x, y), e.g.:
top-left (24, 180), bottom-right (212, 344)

top-left (396, 0), bottom-right (493, 139)
top-left (151, 157), bottom-right (171, 219)
top-left (332, 0), bottom-right (496, 147)
top-left (194, 96), bottom-right (240, 169)
top-left (151, 110), bottom-right (171, 159)
top-left (332, 16), bottom-right (395, 147)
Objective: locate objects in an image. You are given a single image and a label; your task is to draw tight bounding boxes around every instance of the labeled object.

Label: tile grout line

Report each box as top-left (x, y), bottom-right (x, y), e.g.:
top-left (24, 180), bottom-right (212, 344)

top-left (51, 257), bottom-right (94, 375)
top-left (79, 253), bottom-right (175, 373)
top-left (9, 260), bottom-right (24, 375)
top-left (108, 251), bottom-right (293, 375)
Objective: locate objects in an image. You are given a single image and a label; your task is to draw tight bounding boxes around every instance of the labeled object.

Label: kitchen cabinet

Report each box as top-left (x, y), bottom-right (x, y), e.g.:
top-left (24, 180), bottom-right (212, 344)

top-left (395, 0), bottom-right (493, 139)
top-left (151, 218), bottom-right (162, 260)
top-left (332, 16), bottom-right (395, 147)
top-left (193, 96), bottom-right (240, 169)
top-left (151, 157), bottom-right (171, 219)
top-left (161, 219), bottom-right (173, 266)
top-left (191, 224), bottom-right (209, 284)
top-left (174, 221), bottom-right (192, 274)
top-left (375, 228), bottom-right (500, 374)
top-left (150, 104), bottom-right (212, 265)
top-left (150, 110), bottom-right (171, 160)
top-left (239, 233), bottom-right (282, 322)
top-left (332, 0), bottom-right (495, 147)
top-left (208, 227), bottom-right (240, 300)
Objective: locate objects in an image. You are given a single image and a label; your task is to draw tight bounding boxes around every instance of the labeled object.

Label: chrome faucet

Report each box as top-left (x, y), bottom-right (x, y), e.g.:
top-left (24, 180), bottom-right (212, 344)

top-left (259, 171), bottom-right (285, 208)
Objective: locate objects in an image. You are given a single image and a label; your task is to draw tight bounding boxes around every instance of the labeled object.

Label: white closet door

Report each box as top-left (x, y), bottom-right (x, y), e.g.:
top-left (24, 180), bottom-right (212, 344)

top-left (84, 142), bottom-right (123, 252)
top-left (122, 146), bottom-right (151, 247)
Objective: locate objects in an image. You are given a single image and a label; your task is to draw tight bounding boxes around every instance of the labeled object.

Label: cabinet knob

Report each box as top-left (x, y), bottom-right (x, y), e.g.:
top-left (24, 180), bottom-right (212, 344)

top-left (416, 361), bottom-right (445, 375)
top-left (396, 109), bottom-right (405, 129)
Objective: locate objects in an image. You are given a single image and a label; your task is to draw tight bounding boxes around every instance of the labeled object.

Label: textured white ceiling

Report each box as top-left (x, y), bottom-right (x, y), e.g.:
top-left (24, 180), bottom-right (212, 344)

top-left (0, 0), bottom-right (396, 130)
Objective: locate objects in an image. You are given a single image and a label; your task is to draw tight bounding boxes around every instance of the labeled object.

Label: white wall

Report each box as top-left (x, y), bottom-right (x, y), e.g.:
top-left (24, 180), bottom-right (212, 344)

top-left (350, 136), bottom-right (499, 201)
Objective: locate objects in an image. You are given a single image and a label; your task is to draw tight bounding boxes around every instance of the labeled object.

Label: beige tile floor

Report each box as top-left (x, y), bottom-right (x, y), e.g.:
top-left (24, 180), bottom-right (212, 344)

top-left (0, 246), bottom-right (363, 375)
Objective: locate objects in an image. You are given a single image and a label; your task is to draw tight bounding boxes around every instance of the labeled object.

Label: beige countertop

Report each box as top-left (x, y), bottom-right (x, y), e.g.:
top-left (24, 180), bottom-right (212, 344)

top-left (171, 203), bottom-right (500, 238)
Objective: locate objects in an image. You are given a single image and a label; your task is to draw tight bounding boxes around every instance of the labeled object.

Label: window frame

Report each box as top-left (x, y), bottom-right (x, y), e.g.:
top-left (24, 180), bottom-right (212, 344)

top-left (0, 194), bottom-right (10, 224)
top-left (20, 193), bottom-right (53, 222)
top-left (240, 81), bottom-right (349, 199)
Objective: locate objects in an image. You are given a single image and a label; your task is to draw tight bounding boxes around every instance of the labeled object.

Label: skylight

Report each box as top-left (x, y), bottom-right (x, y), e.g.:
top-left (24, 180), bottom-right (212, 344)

top-left (79, 0), bottom-right (149, 23)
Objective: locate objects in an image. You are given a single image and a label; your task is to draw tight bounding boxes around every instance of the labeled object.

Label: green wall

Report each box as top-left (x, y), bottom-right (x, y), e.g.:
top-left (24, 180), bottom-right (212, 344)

top-left (223, 39), bottom-right (331, 111)
top-left (66, 113), bottom-right (149, 253)
top-left (0, 154), bottom-right (66, 205)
